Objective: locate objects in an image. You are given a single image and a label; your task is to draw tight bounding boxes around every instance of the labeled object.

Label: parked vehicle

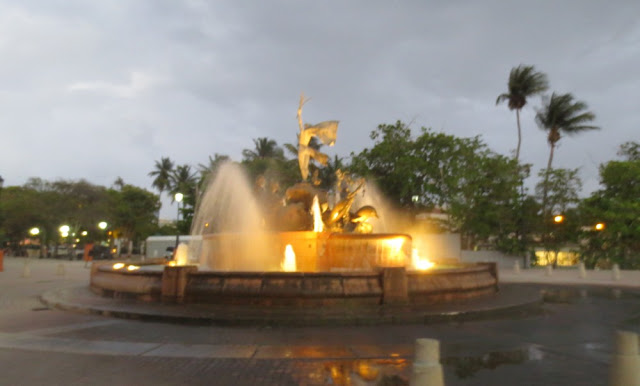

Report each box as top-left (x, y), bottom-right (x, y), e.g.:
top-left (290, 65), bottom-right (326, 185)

top-left (89, 245), bottom-right (114, 260)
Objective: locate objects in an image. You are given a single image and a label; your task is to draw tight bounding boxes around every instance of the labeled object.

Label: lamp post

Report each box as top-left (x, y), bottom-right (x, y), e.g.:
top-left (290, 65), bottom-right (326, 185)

top-left (174, 193), bottom-right (183, 253)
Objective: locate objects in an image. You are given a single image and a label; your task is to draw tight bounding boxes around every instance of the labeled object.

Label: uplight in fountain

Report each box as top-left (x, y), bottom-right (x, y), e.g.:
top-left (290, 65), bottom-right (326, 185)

top-left (383, 236), bottom-right (406, 264)
top-left (412, 248), bottom-right (434, 271)
top-left (127, 265), bottom-right (140, 271)
top-left (281, 244), bottom-right (297, 272)
top-left (311, 195), bottom-right (324, 232)
top-left (113, 263), bottom-right (125, 270)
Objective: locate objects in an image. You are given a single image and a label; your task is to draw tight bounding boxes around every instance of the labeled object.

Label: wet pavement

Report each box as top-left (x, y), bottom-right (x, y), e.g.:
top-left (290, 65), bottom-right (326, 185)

top-left (1, 257), bottom-right (639, 385)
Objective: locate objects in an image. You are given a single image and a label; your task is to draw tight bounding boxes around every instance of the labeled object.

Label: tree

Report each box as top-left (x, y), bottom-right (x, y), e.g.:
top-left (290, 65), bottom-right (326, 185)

top-left (169, 165), bottom-right (199, 233)
top-left (108, 184), bottom-right (160, 255)
top-left (534, 168), bottom-right (582, 267)
top-left (198, 153), bottom-right (230, 183)
top-left (535, 92), bottom-right (599, 216)
top-left (579, 145), bottom-right (640, 268)
top-left (242, 137), bottom-right (284, 161)
top-left (148, 157), bottom-right (175, 196)
top-left (496, 65), bottom-right (549, 161)
top-left (350, 121), bottom-right (524, 250)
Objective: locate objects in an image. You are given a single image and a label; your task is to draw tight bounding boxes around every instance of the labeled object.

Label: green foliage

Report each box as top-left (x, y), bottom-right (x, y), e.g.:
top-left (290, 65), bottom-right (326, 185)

top-left (496, 65), bottom-right (549, 110)
top-left (350, 121), bottom-right (525, 250)
top-left (108, 184), bottom-right (160, 243)
top-left (579, 148), bottom-right (640, 268)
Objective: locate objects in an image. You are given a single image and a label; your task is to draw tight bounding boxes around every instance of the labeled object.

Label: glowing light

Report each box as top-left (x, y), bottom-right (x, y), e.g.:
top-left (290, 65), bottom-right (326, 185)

top-left (81, 231), bottom-right (88, 236)
top-left (595, 222), bottom-right (605, 231)
top-left (127, 265), bottom-right (140, 271)
top-left (113, 263), bottom-right (125, 269)
top-left (311, 195), bottom-right (324, 232)
top-left (29, 227), bottom-right (40, 236)
top-left (168, 261), bottom-right (177, 267)
top-left (98, 221), bottom-right (108, 230)
top-left (59, 225), bottom-right (70, 234)
top-left (174, 192), bottom-right (184, 202)
top-left (553, 215), bottom-right (564, 223)
top-left (412, 248), bottom-right (435, 270)
top-left (383, 237), bottom-right (406, 264)
top-left (174, 243), bottom-right (189, 266)
top-left (281, 244), bottom-right (297, 272)
top-left (61, 232), bottom-right (69, 238)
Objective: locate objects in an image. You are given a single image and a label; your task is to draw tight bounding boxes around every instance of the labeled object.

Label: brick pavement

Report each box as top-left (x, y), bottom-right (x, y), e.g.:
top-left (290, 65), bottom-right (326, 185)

top-left (1, 256), bottom-right (639, 385)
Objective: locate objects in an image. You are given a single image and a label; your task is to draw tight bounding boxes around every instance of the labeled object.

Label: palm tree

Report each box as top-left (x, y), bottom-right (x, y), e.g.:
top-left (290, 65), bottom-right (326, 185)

top-left (198, 154), bottom-right (230, 181)
top-left (148, 157), bottom-right (174, 196)
top-left (170, 164), bottom-right (198, 200)
top-left (496, 65), bottom-right (549, 161)
top-left (535, 92), bottom-right (599, 215)
top-left (242, 137), bottom-right (284, 161)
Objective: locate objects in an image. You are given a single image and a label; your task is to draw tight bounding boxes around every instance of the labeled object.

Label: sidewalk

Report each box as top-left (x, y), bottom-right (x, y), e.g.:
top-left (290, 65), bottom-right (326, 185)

top-left (500, 265), bottom-right (640, 288)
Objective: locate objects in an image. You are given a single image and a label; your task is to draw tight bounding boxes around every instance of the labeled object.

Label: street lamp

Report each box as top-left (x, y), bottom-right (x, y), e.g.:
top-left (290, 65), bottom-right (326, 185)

top-left (174, 192), bottom-right (184, 253)
top-left (59, 224), bottom-right (70, 238)
top-left (595, 222), bottom-right (605, 231)
top-left (29, 227), bottom-right (40, 236)
top-left (553, 215), bottom-right (564, 224)
top-left (98, 221), bottom-right (108, 230)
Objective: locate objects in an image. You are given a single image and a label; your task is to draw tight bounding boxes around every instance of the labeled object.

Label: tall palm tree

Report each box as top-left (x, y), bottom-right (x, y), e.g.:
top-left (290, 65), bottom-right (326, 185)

top-left (148, 157), bottom-right (174, 196)
top-left (535, 92), bottom-right (599, 213)
top-left (242, 137), bottom-right (284, 161)
top-left (170, 164), bottom-right (198, 200)
top-left (496, 65), bottom-right (549, 161)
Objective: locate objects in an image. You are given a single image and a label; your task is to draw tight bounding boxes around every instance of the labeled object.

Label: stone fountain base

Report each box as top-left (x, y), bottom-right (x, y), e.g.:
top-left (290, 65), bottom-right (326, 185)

top-left (90, 261), bottom-right (499, 307)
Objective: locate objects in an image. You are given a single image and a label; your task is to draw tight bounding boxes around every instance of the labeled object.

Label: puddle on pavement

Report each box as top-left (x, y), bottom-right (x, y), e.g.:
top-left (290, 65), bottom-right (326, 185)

top-left (320, 346), bottom-right (544, 384)
top-left (542, 287), bottom-right (638, 304)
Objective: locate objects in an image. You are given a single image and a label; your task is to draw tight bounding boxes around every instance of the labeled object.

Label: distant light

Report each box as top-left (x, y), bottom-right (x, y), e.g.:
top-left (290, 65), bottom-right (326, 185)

top-left (61, 232), bottom-right (69, 238)
top-left (98, 221), bottom-right (108, 230)
top-left (113, 263), bottom-right (125, 269)
top-left (127, 265), bottom-right (140, 271)
top-left (595, 223), bottom-right (605, 231)
top-left (175, 192), bottom-right (184, 202)
top-left (553, 215), bottom-right (564, 224)
top-left (59, 225), bottom-right (70, 233)
top-left (412, 195), bottom-right (419, 203)
top-left (29, 227), bottom-right (40, 236)
top-left (81, 231), bottom-right (88, 236)
top-left (204, 223), bottom-right (209, 228)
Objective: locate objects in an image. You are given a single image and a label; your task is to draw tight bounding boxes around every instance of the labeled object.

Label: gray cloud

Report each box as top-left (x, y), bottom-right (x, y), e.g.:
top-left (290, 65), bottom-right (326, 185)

top-left (0, 0), bottom-right (637, 218)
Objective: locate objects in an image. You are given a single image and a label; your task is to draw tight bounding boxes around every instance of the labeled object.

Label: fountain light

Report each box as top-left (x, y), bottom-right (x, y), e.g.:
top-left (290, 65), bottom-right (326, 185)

top-left (174, 243), bottom-right (189, 266)
top-left (127, 265), bottom-right (140, 271)
top-left (281, 244), bottom-right (297, 272)
top-left (113, 263), bottom-right (125, 270)
top-left (412, 248), bottom-right (434, 271)
top-left (383, 236), bottom-right (406, 264)
top-left (311, 195), bottom-right (324, 232)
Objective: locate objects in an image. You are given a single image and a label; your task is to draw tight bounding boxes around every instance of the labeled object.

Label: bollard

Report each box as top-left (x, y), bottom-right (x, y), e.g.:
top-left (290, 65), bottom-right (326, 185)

top-left (610, 330), bottom-right (640, 385)
top-left (545, 265), bottom-right (553, 276)
top-left (578, 262), bottom-right (587, 279)
top-left (22, 260), bottom-right (31, 278)
top-left (612, 264), bottom-right (621, 281)
top-left (56, 263), bottom-right (66, 277)
top-left (410, 338), bottom-right (444, 386)
top-left (514, 261), bottom-right (521, 274)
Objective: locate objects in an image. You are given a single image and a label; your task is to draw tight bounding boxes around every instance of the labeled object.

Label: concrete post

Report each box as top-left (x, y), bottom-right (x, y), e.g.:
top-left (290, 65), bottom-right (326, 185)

top-left (381, 267), bottom-right (409, 305)
top-left (411, 338), bottom-right (444, 386)
top-left (162, 265), bottom-right (198, 303)
top-left (610, 330), bottom-right (640, 386)
top-left (56, 263), bottom-right (66, 277)
top-left (22, 260), bottom-right (31, 278)
top-left (578, 262), bottom-right (587, 279)
top-left (612, 264), bottom-right (621, 281)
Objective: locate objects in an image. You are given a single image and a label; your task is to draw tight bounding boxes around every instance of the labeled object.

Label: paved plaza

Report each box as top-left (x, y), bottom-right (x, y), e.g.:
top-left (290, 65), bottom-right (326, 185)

top-left (1, 256), bottom-right (640, 385)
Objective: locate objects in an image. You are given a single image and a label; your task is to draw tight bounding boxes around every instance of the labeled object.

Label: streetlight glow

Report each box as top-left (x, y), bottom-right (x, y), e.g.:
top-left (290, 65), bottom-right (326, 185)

top-left (81, 231), bottom-right (88, 236)
top-left (595, 222), bottom-right (605, 231)
top-left (59, 225), bottom-right (70, 233)
top-left (553, 215), bottom-right (564, 224)
top-left (98, 221), bottom-right (108, 230)
top-left (29, 227), bottom-right (40, 236)
top-left (175, 192), bottom-right (184, 202)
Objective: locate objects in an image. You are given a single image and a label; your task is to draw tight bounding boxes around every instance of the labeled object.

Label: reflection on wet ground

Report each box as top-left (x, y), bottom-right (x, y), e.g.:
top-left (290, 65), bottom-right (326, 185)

top-left (321, 346), bottom-right (545, 384)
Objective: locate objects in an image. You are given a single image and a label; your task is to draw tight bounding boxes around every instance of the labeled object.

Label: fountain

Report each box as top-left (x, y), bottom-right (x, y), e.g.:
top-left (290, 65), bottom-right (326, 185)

top-left (90, 94), bottom-right (499, 313)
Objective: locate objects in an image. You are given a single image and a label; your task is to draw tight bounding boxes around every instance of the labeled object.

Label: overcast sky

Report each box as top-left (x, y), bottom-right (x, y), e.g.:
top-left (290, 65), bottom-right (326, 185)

top-left (1, 0), bottom-right (638, 219)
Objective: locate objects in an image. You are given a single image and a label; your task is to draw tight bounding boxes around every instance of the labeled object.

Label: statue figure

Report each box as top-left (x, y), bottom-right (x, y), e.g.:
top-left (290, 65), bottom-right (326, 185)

top-left (296, 93), bottom-right (338, 180)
